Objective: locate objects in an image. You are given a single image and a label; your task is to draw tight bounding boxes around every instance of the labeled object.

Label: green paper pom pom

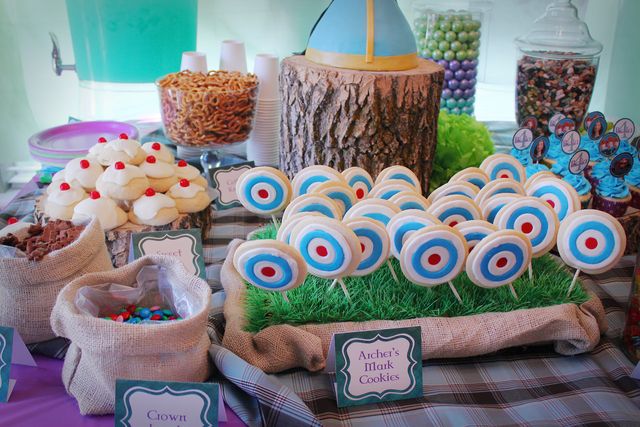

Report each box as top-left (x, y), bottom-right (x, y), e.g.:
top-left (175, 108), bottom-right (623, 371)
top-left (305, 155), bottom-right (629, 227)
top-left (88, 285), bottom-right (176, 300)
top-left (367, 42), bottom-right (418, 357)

top-left (429, 111), bottom-right (494, 192)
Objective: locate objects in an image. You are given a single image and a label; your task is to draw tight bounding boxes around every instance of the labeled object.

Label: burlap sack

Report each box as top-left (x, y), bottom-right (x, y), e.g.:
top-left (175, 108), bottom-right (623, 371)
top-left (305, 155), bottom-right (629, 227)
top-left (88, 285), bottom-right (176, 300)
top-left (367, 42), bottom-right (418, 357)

top-left (50, 255), bottom-right (211, 415)
top-left (221, 239), bottom-right (608, 373)
top-left (0, 218), bottom-right (112, 344)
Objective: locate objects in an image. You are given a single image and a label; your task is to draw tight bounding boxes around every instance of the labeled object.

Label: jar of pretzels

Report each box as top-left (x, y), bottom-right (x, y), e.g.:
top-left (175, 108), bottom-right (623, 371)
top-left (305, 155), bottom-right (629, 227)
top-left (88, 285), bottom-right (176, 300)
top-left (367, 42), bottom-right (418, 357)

top-left (514, 0), bottom-right (602, 135)
top-left (157, 70), bottom-right (259, 147)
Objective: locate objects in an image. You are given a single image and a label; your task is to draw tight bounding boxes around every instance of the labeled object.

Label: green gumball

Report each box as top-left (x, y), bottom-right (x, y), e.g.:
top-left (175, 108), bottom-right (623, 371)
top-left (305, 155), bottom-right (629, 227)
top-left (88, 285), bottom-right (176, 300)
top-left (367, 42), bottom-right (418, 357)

top-left (417, 39), bottom-right (428, 50)
top-left (463, 21), bottom-right (474, 32)
top-left (438, 41), bottom-right (450, 51)
top-left (439, 20), bottom-right (451, 32)
top-left (427, 40), bottom-right (439, 50)
top-left (456, 50), bottom-right (467, 60)
top-left (451, 20), bottom-right (464, 32)
top-left (467, 49), bottom-right (478, 59)
top-left (445, 31), bottom-right (457, 42)
top-left (471, 20), bottom-right (481, 31)
top-left (469, 40), bottom-right (480, 50)
top-left (443, 50), bottom-right (455, 61)
top-left (468, 30), bottom-right (480, 41)
top-left (450, 41), bottom-right (462, 52)
top-left (420, 49), bottom-right (432, 58)
top-left (432, 49), bottom-right (444, 60)
top-left (457, 31), bottom-right (469, 42)
top-left (433, 30), bottom-right (445, 41)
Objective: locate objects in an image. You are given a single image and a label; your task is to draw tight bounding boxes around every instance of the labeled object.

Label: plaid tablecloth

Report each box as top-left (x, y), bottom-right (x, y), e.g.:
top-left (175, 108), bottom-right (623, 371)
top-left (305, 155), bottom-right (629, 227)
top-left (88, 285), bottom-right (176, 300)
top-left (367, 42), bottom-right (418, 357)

top-left (3, 185), bottom-right (640, 427)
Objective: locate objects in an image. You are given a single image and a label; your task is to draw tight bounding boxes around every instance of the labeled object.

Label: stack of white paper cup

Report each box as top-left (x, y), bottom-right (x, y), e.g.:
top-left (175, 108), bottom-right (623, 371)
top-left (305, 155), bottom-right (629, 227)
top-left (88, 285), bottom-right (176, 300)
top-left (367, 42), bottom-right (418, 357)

top-left (219, 40), bottom-right (247, 73)
top-left (247, 54), bottom-right (281, 167)
top-left (180, 52), bottom-right (208, 73)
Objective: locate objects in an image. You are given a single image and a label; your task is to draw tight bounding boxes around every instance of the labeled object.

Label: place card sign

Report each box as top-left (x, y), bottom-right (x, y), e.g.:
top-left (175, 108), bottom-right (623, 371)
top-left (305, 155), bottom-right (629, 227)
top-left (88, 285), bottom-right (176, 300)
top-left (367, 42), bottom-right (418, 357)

top-left (208, 161), bottom-right (254, 210)
top-left (115, 379), bottom-right (226, 427)
top-left (326, 326), bottom-right (423, 407)
top-left (0, 326), bottom-right (37, 403)
top-left (129, 229), bottom-right (206, 280)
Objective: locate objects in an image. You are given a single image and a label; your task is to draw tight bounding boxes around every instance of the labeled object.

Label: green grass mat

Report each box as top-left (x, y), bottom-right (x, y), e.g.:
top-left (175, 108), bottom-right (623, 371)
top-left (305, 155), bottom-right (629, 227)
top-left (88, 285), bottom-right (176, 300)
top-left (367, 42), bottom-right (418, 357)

top-left (243, 225), bottom-right (589, 333)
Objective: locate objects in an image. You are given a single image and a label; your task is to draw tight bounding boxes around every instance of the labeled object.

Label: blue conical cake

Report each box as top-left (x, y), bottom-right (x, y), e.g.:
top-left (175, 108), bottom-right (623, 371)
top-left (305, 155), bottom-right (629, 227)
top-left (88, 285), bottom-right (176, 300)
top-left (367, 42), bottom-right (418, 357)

top-left (305, 0), bottom-right (418, 71)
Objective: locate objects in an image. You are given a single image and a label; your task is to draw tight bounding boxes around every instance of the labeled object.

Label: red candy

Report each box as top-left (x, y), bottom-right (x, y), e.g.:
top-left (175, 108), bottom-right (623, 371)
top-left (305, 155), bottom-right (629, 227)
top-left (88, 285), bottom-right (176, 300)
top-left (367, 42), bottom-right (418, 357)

top-left (98, 137), bottom-right (107, 143)
top-left (119, 133), bottom-right (128, 139)
top-left (90, 191), bottom-right (101, 200)
top-left (114, 161), bottom-right (125, 170)
top-left (126, 304), bottom-right (136, 313)
top-left (177, 160), bottom-right (187, 167)
top-left (145, 188), bottom-right (156, 197)
top-left (80, 159), bottom-right (90, 169)
top-left (150, 314), bottom-right (162, 321)
top-left (7, 217), bottom-right (18, 225)
top-left (179, 179), bottom-right (190, 187)
top-left (59, 182), bottom-right (71, 191)
top-left (146, 155), bottom-right (156, 164)
top-left (152, 142), bottom-right (161, 151)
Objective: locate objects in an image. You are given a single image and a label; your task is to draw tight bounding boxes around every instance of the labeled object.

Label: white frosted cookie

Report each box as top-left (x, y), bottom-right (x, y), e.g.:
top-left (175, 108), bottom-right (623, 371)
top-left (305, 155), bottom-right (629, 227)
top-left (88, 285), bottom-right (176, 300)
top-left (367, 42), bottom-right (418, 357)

top-left (96, 161), bottom-right (150, 201)
top-left (64, 157), bottom-right (104, 190)
top-left (142, 141), bottom-right (175, 164)
top-left (72, 190), bottom-right (127, 231)
top-left (128, 188), bottom-right (180, 226)
top-left (45, 182), bottom-right (87, 220)
top-left (167, 179), bottom-right (211, 213)
top-left (95, 134), bottom-right (146, 166)
top-left (139, 155), bottom-right (179, 192)
top-left (174, 160), bottom-right (209, 188)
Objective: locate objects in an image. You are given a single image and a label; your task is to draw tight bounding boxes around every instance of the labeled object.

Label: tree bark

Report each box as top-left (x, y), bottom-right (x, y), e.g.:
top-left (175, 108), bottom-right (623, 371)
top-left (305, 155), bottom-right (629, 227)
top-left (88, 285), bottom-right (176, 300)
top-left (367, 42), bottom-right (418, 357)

top-left (279, 55), bottom-right (444, 193)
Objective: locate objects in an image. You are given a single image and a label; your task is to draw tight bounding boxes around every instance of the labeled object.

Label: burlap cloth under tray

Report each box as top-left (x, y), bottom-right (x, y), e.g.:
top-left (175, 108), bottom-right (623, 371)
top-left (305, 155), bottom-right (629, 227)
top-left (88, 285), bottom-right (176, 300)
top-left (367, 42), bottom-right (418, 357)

top-left (221, 240), bottom-right (608, 374)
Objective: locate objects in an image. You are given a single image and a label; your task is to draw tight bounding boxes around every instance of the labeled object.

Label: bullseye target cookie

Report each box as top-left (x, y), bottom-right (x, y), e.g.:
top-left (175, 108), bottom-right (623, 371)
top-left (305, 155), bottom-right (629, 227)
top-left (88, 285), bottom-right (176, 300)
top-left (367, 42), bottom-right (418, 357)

top-left (493, 197), bottom-right (559, 257)
top-left (474, 179), bottom-right (526, 207)
top-left (524, 170), bottom-right (557, 191)
top-left (557, 209), bottom-right (626, 274)
top-left (526, 177), bottom-right (580, 222)
top-left (427, 195), bottom-right (482, 227)
top-left (233, 240), bottom-right (307, 292)
top-left (399, 225), bottom-right (468, 287)
top-left (479, 194), bottom-right (523, 224)
top-left (236, 167), bottom-right (292, 215)
top-left (386, 210), bottom-right (441, 259)
top-left (344, 217), bottom-right (391, 276)
top-left (427, 181), bottom-right (479, 203)
top-left (375, 165), bottom-right (421, 192)
top-left (389, 191), bottom-right (431, 211)
top-left (368, 179), bottom-right (416, 200)
top-left (449, 167), bottom-right (490, 189)
top-left (290, 217), bottom-right (361, 280)
top-left (465, 230), bottom-right (532, 288)
top-left (454, 220), bottom-right (498, 252)
top-left (276, 212), bottom-right (323, 244)
top-left (291, 165), bottom-right (346, 197)
top-left (282, 194), bottom-right (343, 222)
top-left (342, 167), bottom-right (374, 200)
top-left (311, 181), bottom-right (357, 214)
top-left (343, 198), bottom-right (401, 226)
top-left (480, 153), bottom-right (527, 184)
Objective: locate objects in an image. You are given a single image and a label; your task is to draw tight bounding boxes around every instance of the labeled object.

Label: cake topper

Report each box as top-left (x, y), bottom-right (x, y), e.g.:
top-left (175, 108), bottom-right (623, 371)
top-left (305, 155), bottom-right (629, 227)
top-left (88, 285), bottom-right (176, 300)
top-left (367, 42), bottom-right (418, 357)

top-left (584, 111), bottom-right (605, 130)
top-left (614, 118), bottom-right (635, 140)
top-left (587, 116), bottom-right (607, 140)
top-left (554, 118), bottom-right (576, 139)
top-left (561, 130), bottom-right (581, 154)
top-left (568, 150), bottom-right (590, 175)
top-left (610, 152), bottom-right (634, 178)
top-left (530, 136), bottom-right (550, 164)
top-left (512, 127), bottom-right (533, 151)
top-left (598, 132), bottom-right (621, 158)
top-left (548, 113), bottom-right (566, 134)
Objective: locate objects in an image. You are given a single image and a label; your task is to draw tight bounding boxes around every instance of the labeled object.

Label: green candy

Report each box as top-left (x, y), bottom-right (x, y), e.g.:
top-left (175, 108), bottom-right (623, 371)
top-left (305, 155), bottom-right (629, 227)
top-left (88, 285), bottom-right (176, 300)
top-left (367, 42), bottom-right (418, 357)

top-left (427, 40), bottom-right (439, 50)
top-left (469, 40), bottom-right (480, 50)
top-left (463, 21), bottom-right (474, 32)
top-left (450, 40), bottom-right (462, 52)
top-left (432, 49), bottom-right (444, 60)
top-left (438, 40), bottom-right (450, 51)
top-left (457, 31), bottom-right (469, 42)
top-left (443, 50), bottom-right (455, 61)
top-left (457, 99), bottom-right (467, 108)
top-left (445, 31), bottom-right (457, 42)
top-left (471, 19), bottom-right (481, 31)
top-left (438, 20), bottom-right (451, 32)
top-left (446, 98), bottom-right (457, 109)
top-left (467, 49), bottom-right (478, 59)
top-left (451, 20), bottom-right (464, 32)
top-left (433, 30), bottom-right (445, 41)
top-left (468, 30), bottom-right (480, 41)
top-left (420, 49), bottom-right (432, 58)
top-left (455, 50), bottom-right (467, 60)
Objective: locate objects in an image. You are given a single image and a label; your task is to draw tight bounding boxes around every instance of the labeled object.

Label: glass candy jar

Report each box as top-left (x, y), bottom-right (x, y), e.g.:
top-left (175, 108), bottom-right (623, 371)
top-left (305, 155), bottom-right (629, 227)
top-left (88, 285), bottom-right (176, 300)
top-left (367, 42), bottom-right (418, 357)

top-left (515, 0), bottom-right (602, 135)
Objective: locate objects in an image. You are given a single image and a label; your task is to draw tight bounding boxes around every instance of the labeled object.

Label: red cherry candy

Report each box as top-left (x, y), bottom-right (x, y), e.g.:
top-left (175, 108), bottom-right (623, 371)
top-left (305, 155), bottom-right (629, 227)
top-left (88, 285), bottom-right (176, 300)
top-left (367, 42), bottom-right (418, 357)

top-left (98, 137), bottom-right (107, 143)
top-left (80, 159), bottom-right (90, 169)
top-left (114, 161), bottom-right (125, 170)
top-left (146, 155), bottom-right (157, 164)
top-left (179, 179), bottom-right (190, 187)
top-left (90, 191), bottom-right (101, 200)
top-left (145, 188), bottom-right (156, 197)
top-left (110, 314), bottom-right (119, 321)
top-left (151, 142), bottom-right (161, 151)
top-left (150, 314), bottom-right (162, 321)
top-left (119, 133), bottom-right (128, 139)
top-left (7, 217), bottom-right (18, 225)
top-left (177, 160), bottom-right (187, 167)
top-left (126, 305), bottom-right (136, 313)
top-left (59, 182), bottom-right (71, 191)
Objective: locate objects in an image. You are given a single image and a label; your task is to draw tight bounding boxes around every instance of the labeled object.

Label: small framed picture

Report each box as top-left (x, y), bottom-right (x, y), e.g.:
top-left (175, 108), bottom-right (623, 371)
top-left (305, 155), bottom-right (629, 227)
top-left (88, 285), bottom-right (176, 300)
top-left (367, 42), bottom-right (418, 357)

top-left (598, 132), bottom-right (621, 158)
top-left (584, 111), bottom-right (605, 131)
top-left (588, 117), bottom-right (607, 140)
top-left (530, 136), bottom-right (549, 163)
top-left (610, 152), bottom-right (634, 178)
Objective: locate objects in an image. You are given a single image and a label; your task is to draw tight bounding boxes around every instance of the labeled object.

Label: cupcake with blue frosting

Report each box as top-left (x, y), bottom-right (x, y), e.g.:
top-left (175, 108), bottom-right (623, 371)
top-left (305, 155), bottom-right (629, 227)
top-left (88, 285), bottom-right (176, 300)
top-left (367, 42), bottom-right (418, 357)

top-left (587, 159), bottom-right (612, 190)
top-left (625, 157), bottom-right (640, 208)
top-left (525, 162), bottom-right (550, 179)
top-left (592, 175), bottom-right (631, 217)
top-left (563, 173), bottom-right (592, 209)
top-left (510, 147), bottom-right (529, 167)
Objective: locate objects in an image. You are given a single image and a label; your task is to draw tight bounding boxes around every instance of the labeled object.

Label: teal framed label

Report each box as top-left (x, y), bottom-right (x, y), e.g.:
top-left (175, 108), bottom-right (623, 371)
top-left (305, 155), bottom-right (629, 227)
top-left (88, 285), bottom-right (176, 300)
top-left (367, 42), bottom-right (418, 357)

top-left (334, 326), bottom-right (422, 407)
top-left (115, 379), bottom-right (219, 427)
top-left (0, 326), bottom-right (14, 403)
top-left (208, 161), bottom-right (254, 210)
top-left (130, 229), bottom-right (206, 280)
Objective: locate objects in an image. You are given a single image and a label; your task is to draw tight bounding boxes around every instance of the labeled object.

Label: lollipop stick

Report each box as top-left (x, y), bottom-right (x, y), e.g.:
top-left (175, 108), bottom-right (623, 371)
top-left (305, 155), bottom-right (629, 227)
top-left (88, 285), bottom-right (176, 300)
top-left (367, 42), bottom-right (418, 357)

top-left (328, 279), bottom-right (338, 291)
top-left (567, 269), bottom-right (581, 297)
top-left (508, 284), bottom-right (519, 300)
top-left (528, 262), bottom-right (533, 282)
top-left (270, 214), bottom-right (279, 230)
top-left (338, 278), bottom-right (351, 301)
top-left (387, 260), bottom-right (400, 283)
top-left (448, 281), bottom-right (463, 304)
top-left (281, 291), bottom-right (290, 304)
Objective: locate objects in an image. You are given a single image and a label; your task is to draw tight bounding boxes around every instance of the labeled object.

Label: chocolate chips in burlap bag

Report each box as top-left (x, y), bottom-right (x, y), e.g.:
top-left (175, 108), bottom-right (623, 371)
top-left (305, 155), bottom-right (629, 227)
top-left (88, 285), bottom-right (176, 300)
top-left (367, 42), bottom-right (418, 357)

top-left (50, 255), bottom-right (211, 415)
top-left (0, 218), bottom-right (113, 344)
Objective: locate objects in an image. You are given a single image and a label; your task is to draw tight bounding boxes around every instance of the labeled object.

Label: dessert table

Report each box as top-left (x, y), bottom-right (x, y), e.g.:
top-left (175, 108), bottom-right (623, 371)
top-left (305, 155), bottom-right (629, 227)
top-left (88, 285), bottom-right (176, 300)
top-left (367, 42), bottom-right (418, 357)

top-left (2, 179), bottom-right (640, 426)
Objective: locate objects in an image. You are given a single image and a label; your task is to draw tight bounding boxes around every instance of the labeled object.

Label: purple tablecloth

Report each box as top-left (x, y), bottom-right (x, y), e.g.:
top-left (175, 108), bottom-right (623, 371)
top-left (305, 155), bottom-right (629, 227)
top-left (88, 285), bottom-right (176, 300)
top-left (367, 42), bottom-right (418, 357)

top-left (0, 356), bottom-right (245, 426)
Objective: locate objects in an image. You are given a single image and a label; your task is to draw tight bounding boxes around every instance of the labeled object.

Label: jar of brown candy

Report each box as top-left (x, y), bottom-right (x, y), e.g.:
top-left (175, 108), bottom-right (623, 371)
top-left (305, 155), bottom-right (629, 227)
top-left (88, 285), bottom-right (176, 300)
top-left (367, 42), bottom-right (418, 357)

top-left (514, 0), bottom-right (602, 135)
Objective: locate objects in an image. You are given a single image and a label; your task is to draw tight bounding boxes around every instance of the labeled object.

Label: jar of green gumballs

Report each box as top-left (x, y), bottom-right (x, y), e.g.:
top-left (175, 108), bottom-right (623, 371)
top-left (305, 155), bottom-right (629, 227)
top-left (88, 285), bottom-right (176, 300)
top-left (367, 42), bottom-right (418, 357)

top-left (412, 1), bottom-right (493, 116)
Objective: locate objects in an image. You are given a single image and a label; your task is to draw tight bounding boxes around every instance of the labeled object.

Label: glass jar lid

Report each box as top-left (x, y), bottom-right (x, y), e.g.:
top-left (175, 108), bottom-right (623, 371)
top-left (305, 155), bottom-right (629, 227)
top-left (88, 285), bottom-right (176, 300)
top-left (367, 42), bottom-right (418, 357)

top-left (515, 0), bottom-right (602, 57)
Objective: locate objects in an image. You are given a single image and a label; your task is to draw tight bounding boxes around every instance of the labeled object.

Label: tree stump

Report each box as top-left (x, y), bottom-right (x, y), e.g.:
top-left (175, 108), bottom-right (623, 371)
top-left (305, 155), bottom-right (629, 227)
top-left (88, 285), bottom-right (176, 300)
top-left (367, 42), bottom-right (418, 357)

top-left (280, 55), bottom-right (444, 193)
